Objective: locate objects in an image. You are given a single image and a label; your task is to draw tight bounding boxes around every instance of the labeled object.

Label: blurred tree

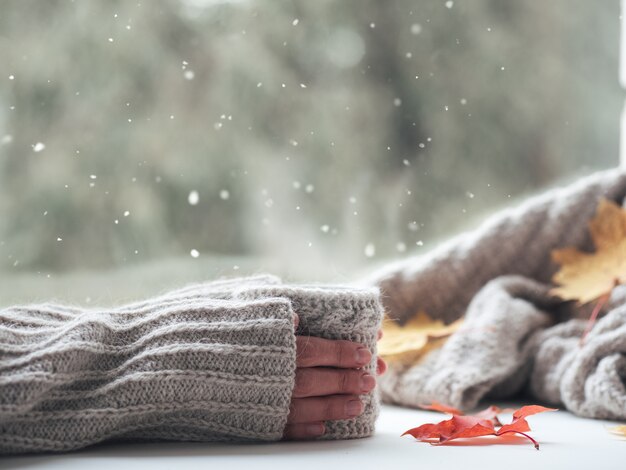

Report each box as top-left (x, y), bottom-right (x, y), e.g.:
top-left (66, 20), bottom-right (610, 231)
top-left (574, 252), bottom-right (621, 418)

top-left (0, 0), bottom-right (620, 274)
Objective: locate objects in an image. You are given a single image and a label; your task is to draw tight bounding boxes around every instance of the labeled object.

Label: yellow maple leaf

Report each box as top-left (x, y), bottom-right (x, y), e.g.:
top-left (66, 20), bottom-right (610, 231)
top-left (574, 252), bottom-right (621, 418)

top-left (608, 425), bottom-right (626, 438)
top-left (378, 311), bottom-right (463, 366)
top-left (550, 198), bottom-right (626, 305)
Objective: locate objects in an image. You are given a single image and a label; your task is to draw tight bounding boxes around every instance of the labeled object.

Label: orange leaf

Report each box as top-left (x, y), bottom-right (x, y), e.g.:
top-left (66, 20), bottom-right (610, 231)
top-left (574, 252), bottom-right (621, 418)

top-left (418, 401), bottom-right (464, 415)
top-left (496, 406), bottom-right (556, 448)
top-left (473, 405), bottom-right (506, 422)
top-left (403, 403), bottom-right (557, 449)
top-left (497, 418), bottom-right (531, 434)
top-left (512, 405), bottom-right (557, 421)
top-left (437, 416), bottom-right (496, 444)
top-left (402, 419), bottom-right (457, 440)
top-left (402, 415), bottom-right (494, 443)
top-left (419, 403), bottom-right (506, 425)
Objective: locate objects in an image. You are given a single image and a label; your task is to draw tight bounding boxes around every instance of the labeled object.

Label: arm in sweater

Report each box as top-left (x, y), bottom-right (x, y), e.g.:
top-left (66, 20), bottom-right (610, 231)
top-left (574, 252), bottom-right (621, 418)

top-left (1, 276), bottom-right (385, 454)
top-left (0, 279), bottom-right (297, 454)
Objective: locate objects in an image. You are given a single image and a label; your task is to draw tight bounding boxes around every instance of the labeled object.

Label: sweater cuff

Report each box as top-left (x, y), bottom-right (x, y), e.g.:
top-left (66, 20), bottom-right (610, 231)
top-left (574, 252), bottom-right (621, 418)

top-left (234, 284), bottom-right (384, 440)
top-left (0, 291), bottom-right (296, 454)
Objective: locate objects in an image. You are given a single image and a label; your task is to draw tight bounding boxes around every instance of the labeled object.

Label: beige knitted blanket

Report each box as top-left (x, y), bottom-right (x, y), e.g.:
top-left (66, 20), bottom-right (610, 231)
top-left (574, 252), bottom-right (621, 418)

top-left (368, 167), bottom-right (626, 421)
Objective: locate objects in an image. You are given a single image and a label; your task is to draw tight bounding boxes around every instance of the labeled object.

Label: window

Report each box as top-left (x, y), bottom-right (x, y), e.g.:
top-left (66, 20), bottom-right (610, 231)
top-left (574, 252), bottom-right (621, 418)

top-left (0, 0), bottom-right (620, 305)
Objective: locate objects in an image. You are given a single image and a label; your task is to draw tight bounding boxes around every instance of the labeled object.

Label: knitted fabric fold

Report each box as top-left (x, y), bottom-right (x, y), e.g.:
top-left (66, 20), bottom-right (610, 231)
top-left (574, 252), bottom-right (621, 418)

top-left (368, 168), bottom-right (626, 325)
top-left (0, 275), bottom-right (384, 454)
top-left (367, 167), bottom-right (626, 420)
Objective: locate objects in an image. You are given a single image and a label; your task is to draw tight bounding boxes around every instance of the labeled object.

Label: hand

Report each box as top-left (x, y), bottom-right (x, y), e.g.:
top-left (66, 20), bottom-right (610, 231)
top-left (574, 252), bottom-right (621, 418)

top-left (282, 314), bottom-right (387, 440)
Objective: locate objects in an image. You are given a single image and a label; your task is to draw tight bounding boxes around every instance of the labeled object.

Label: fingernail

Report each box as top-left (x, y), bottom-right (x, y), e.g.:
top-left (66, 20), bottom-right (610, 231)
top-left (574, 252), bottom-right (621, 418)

top-left (346, 399), bottom-right (363, 417)
top-left (306, 423), bottom-right (325, 436)
top-left (356, 347), bottom-right (371, 365)
top-left (360, 373), bottom-right (376, 393)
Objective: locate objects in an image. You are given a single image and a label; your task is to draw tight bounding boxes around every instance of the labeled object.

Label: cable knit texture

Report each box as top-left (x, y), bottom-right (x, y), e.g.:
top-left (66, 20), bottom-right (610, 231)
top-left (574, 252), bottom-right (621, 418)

top-left (366, 167), bottom-right (626, 420)
top-left (234, 285), bottom-right (382, 439)
top-left (0, 275), bottom-right (384, 454)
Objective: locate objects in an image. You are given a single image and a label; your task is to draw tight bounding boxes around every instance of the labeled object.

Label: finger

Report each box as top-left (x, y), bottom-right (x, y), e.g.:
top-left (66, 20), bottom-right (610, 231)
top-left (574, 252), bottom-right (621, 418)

top-left (282, 422), bottom-right (325, 440)
top-left (293, 313), bottom-right (299, 330)
top-left (293, 368), bottom-right (376, 398)
top-left (377, 357), bottom-right (387, 375)
top-left (296, 336), bottom-right (371, 368)
top-left (377, 329), bottom-right (383, 341)
top-left (287, 395), bottom-right (364, 423)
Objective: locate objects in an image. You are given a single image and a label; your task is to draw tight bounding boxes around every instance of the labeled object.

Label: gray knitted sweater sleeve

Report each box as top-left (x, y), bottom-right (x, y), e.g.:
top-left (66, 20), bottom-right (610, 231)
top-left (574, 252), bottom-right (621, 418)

top-left (0, 276), bottom-right (298, 454)
top-left (1, 275), bottom-right (384, 454)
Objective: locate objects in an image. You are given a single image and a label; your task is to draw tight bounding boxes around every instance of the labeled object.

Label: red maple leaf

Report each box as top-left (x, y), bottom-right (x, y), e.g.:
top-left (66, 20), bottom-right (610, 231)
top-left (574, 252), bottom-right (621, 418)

top-left (404, 404), bottom-right (557, 449)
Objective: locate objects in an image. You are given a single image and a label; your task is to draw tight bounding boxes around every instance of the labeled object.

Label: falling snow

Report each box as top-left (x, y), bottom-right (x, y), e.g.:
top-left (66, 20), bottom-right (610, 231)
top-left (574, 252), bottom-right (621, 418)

top-left (188, 190), bottom-right (199, 205)
top-left (1, 2), bottom-right (597, 282)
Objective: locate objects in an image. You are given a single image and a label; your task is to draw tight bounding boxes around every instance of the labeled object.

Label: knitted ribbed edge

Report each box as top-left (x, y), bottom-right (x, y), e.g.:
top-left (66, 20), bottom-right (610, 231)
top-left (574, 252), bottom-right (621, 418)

top-left (0, 278), bottom-right (297, 454)
top-left (234, 284), bottom-right (384, 440)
